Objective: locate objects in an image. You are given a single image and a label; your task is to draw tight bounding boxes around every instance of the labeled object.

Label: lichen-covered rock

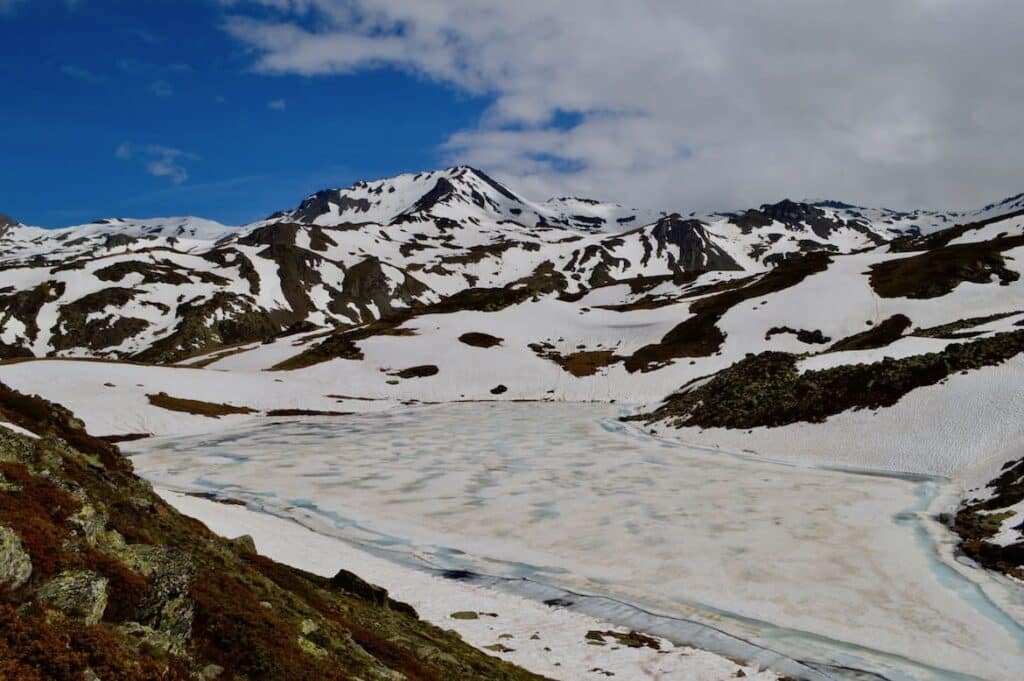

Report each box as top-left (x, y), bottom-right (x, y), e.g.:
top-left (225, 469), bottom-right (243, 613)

top-left (119, 620), bottom-right (190, 657)
top-left (228, 534), bottom-right (257, 555)
top-left (0, 525), bottom-right (32, 591)
top-left (69, 502), bottom-right (107, 545)
top-left (37, 569), bottom-right (109, 624)
top-left (113, 543), bottom-right (195, 645)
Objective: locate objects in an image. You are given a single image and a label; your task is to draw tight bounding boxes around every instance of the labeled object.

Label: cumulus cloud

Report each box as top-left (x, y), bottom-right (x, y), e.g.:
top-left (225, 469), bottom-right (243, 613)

top-left (116, 143), bottom-right (198, 185)
top-left (221, 0), bottom-right (1024, 211)
top-left (268, 97), bottom-right (287, 110)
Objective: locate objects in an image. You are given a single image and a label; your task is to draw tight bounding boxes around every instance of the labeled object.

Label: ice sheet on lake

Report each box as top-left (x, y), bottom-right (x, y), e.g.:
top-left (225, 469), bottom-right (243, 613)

top-left (127, 403), bottom-right (1024, 681)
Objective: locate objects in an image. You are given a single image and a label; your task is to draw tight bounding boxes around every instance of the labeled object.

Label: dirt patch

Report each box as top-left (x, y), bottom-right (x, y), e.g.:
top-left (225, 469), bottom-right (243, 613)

top-left (389, 365), bottom-right (439, 379)
top-left (529, 344), bottom-right (620, 377)
top-left (458, 332), bottom-right (503, 348)
top-left (146, 393), bottom-right (256, 418)
top-left (827, 314), bottom-right (911, 352)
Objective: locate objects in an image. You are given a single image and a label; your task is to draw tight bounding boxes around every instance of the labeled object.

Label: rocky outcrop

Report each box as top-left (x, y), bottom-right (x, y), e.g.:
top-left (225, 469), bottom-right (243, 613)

top-left (647, 214), bottom-right (743, 272)
top-left (37, 570), bottom-right (109, 625)
top-left (0, 525), bottom-right (32, 591)
top-left (631, 329), bottom-right (1024, 429)
top-left (329, 257), bottom-right (434, 323)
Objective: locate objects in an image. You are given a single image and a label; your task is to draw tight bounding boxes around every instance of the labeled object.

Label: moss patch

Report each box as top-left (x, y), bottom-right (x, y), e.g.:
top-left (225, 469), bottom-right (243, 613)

top-left (146, 393), bottom-right (256, 418)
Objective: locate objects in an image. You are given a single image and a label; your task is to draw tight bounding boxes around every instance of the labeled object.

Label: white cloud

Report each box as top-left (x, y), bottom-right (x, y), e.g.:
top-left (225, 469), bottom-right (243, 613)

top-left (221, 0), bottom-right (1024, 212)
top-left (149, 80), bottom-right (173, 97)
top-left (60, 64), bottom-right (104, 83)
top-left (3, 0), bottom-right (81, 14)
top-left (116, 143), bottom-right (198, 185)
top-left (268, 98), bottom-right (287, 110)
top-left (0, 0), bottom-right (26, 15)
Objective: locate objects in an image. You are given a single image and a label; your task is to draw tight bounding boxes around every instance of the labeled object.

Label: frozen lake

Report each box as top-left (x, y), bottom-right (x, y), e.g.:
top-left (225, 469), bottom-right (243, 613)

top-left (126, 403), bottom-right (1024, 680)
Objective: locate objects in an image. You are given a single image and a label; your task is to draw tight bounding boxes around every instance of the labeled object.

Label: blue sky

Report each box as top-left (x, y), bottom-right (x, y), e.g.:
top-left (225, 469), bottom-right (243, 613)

top-left (2, 1), bottom-right (1022, 226)
top-left (0, 0), bottom-right (486, 226)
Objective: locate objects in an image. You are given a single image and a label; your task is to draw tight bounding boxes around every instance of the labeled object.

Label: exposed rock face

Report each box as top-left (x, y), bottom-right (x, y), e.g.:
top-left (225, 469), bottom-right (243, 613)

top-left (292, 190), bottom-right (373, 223)
top-left (0, 215), bottom-right (16, 235)
top-left (37, 570), bottom-right (110, 625)
top-left (647, 214), bottom-right (743, 272)
top-left (0, 525), bottom-right (32, 591)
top-left (329, 257), bottom-right (433, 323)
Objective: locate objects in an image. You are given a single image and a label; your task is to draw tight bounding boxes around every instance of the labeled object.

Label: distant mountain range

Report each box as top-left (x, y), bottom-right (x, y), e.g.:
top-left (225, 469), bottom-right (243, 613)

top-left (1, 165), bottom-right (1021, 364)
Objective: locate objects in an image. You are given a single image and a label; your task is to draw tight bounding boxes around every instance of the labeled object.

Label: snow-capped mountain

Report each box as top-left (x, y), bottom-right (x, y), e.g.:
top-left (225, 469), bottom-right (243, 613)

top-left (0, 165), bottom-right (1021, 367)
top-left (264, 166), bottom-right (661, 233)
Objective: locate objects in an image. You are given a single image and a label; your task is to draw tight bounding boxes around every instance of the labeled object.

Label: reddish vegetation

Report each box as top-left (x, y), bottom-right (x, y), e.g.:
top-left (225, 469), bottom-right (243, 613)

top-left (0, 605), bottom-right (190, 681)
top-left (189, 568), bottom-right (341, 681)
top-left (0, 461), bottom-right (81, 578)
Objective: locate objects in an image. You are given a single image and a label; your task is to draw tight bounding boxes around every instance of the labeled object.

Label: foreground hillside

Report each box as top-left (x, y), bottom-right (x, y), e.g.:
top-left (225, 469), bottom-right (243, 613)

top-left (0, 382), bottom-right (546, 680)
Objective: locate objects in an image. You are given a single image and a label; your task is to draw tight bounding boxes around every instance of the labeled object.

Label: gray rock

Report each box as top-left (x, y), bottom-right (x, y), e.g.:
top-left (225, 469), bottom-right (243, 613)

top-left (199, 664), bottom-right (224, 680)
top-left (37, 570), bottom-right (109, 624)
top-left (0, 525), bottom-right (32, 592)
top-left (69, 503), bottom-right (108, 546)
top-left (229, 534), bottom-right (257, 555)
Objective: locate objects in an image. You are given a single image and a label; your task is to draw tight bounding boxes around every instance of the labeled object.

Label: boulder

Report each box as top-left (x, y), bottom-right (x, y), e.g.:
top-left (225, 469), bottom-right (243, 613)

top-left (38, 570), bottom-right (109, 624)
top-left (0, 525), bottom-right (32, 591)
top-left (229, 534), bottom-right (257, 555)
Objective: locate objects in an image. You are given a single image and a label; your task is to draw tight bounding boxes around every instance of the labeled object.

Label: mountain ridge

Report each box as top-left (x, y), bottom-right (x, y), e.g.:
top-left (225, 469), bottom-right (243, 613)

top-left (0, 167), bottom-right (1022, 365)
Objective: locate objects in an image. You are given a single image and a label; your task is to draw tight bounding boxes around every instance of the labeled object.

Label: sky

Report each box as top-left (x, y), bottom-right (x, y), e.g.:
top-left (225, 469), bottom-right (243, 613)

top-left (2, 0), bottom-right (1023, 227)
